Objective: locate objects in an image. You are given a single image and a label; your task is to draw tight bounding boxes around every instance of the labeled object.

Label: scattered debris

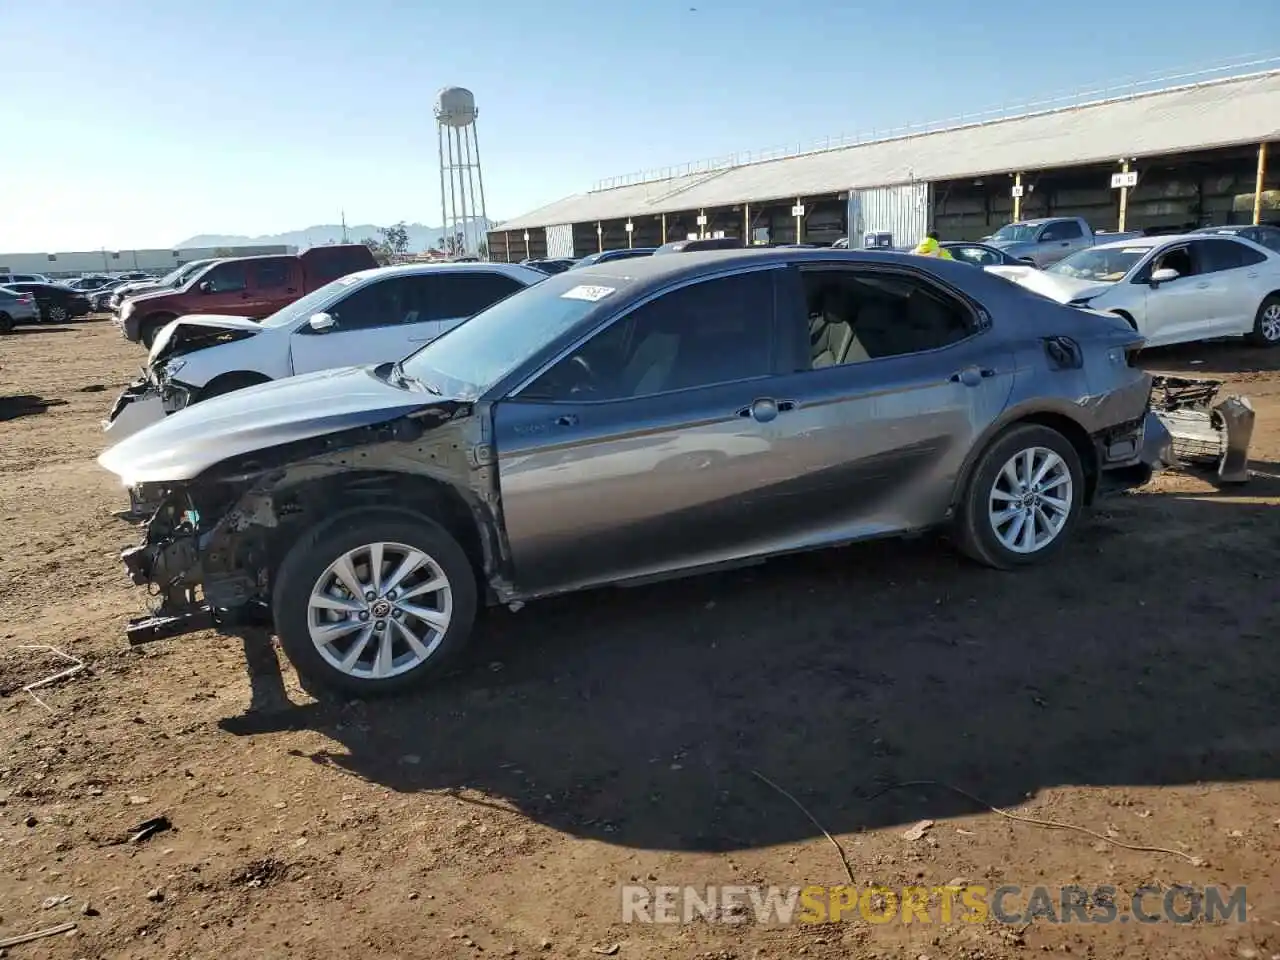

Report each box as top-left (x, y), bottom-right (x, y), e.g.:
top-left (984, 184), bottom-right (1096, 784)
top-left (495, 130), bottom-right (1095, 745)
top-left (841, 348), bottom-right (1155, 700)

top-left (903, 820), bottom-right (935, 842)
top-left (591, 946), bottom-right (621, 956)
top-left (41, 895), bottom-right (72, 909)
top-left (0, 922), bottom-right (77, 949)
top-left (128, 795), bottom-right (150, 806)
top-left (23, 815), bottom-right (37, 828)
top-left (129, 816), bottom-right (173, 844)
top-left (10, 644), bottom-right (86, 712)
top-left (146, 888), bottom-right (165, 902)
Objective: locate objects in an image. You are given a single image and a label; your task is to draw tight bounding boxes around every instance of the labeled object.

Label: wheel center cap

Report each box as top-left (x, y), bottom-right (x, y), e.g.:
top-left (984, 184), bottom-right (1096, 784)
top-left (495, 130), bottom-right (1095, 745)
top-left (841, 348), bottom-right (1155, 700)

top-left (370, 599), bottom-right (392, 617)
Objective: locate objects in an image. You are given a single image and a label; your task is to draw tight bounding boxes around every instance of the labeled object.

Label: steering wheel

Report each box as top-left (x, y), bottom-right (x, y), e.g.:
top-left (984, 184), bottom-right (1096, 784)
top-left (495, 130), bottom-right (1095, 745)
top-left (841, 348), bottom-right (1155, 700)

top-left (568, 354), bottom-right (599, 395)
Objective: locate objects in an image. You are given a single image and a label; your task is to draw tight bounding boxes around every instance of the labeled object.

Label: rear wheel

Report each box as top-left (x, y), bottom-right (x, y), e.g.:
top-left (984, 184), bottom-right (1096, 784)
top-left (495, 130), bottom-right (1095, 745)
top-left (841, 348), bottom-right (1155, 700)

top-left (272, 509), bottom-right (478, 697)
top-left (0, 312), bottom-right (12, 334)
top-left (1247, 295), bottom-right (1280, 347)
top-left (45, 304), bottom-right (68, 324)
top-left (953, 424), bottom-right (1085, 569)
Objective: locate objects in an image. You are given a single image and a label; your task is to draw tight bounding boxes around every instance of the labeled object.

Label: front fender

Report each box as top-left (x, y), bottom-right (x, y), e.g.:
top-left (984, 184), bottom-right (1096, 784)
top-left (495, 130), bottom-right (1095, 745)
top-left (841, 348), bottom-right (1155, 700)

top-left (156, 331), bottom-right (290, 390)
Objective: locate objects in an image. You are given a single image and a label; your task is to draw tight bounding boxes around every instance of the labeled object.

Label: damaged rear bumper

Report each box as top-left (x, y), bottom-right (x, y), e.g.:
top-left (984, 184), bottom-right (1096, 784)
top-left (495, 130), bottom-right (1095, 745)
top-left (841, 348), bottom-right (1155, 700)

top-left (1149, 375), bottom-right (1255, 483)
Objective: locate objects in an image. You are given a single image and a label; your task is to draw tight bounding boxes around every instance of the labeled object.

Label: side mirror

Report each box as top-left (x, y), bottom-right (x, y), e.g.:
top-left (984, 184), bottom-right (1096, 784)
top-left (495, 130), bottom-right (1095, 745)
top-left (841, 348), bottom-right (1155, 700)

top-left (198, 281), bottom-right (212, 293)
top-left (308, 311), bottom-right (336, 333)
top-left (1150, 268), bottom-right (1180, 286)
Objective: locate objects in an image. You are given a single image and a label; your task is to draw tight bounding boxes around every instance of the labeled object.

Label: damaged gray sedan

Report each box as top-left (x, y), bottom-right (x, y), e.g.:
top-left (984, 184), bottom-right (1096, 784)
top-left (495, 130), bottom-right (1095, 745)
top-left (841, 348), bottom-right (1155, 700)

top-left (99, 249), bottom-right (1170, 696)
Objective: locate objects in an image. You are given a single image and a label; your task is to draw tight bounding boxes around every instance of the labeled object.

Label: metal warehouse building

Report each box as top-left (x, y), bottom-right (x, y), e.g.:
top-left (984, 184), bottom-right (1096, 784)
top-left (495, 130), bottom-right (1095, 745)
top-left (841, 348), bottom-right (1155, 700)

top-left (486, 68), bottom-right (1280, 260)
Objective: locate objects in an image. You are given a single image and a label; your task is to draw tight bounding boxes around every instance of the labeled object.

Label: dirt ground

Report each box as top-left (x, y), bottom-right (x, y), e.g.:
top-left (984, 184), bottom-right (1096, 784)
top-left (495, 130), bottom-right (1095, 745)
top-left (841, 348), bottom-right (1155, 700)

top-left (2, 316), bottom-right (1280, 960)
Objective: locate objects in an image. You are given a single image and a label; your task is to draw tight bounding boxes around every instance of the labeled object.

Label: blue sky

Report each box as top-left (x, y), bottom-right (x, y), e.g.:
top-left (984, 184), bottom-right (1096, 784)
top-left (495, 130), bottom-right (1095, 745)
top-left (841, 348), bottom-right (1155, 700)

top-left (3, 0), bottom-right (1279, 251)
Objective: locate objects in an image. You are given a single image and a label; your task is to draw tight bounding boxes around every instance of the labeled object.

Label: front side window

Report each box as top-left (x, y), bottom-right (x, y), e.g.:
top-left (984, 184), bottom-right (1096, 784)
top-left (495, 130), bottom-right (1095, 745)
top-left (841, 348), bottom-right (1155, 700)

top-left (948, 245), bottom-right (1000, 267)
top-left (1142, 244), bottom-right (1196, 281)
top-left (327, 277), bottom-right (415, 331)
top-left (202, 263), bottom-right (248, 293)
top-left (518, 271), bottom-right (775, 402)
top-left (1041, 220), bottom-right (1084, 241)
top-left (991, 223), bottom-right (1040, 243)
top-left (1252, 227), bottom-right (1280, 253)
top-left (799, 268), bottom-right (976, 368)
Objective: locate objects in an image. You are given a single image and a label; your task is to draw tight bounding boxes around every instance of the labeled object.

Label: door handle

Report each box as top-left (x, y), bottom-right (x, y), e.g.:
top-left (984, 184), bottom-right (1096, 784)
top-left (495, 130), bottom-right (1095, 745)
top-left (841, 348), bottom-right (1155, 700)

top-left (949, 366), bottom-right (996, 386)
top-left (736, 398), bottom-right (797, 422)
top-left (1195, 281), bottom-right (1210, 289)
top-left (554, 413), bottom-right (578, 427)
top-left (286, 287), bottom-right (297, 294)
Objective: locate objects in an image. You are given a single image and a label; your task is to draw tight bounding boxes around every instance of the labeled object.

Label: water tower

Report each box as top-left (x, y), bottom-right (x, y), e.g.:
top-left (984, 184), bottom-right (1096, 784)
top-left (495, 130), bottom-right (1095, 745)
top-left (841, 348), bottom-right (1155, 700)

top-left (434, 87), bottom-right (488, 259)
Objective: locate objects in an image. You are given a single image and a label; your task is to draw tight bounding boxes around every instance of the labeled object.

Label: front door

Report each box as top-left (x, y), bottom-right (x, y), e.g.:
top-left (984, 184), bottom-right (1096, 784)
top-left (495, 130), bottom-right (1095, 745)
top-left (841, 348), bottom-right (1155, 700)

top-left (1135, 243), bottom-right (1214, 346)
top-left (191, 261), bottom-right (255, 316)
top-left (758, 264), bottom-right (1016, 544)
top-left (492, 268), bottom-right (789, 595)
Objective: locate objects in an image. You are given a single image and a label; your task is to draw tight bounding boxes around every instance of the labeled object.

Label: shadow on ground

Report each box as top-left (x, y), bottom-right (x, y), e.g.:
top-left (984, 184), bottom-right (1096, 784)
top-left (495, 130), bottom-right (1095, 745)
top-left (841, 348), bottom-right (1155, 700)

top-left (0, 394), bottom-right (68, 421)
top-left (1142, 340), bottom-right (1280, 376)
top-left (220, 487), bottom-right (1280, 854)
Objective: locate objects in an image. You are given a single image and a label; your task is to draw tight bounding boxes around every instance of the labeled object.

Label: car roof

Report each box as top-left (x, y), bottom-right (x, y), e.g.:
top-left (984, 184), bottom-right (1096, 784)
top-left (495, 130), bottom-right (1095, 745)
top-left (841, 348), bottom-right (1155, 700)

top-left (336, 261), bottom-right (547, 284)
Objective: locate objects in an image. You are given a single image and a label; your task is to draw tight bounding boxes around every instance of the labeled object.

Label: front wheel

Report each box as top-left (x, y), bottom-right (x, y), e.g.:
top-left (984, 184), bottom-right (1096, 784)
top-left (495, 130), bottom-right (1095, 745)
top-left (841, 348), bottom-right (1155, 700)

top-left (952, 424), bottom-right (1085, 569)
top-left (44, 304), bottom-right (68, 324)
top-left (1247, 295), bottom-right (1280, 347)
top-left (272, 509), bottom-right (478, 697)
top-left (139, 315), bottom-right (174, 349)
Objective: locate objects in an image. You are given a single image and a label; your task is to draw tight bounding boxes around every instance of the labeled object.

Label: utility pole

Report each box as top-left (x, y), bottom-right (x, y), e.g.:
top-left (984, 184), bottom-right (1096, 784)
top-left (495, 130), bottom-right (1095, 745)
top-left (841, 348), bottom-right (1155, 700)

top-left (340, 210), bottom-right (349, 243)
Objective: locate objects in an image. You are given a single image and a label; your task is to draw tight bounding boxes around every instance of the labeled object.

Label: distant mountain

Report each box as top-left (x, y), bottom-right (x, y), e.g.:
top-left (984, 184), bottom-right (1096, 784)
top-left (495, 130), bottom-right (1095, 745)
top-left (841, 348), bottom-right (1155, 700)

top-left (175, 219), bottom-right (495, 252)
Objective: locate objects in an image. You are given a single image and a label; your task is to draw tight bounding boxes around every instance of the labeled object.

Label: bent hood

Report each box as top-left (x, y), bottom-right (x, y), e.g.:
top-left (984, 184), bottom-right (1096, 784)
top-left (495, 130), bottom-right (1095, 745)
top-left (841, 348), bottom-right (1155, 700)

top-left (996, 269), bottom-right (1116, 304)
top-left (148, 313), bottom-right (264, 365)
top-left (98, 365), bottom-right (436, 485)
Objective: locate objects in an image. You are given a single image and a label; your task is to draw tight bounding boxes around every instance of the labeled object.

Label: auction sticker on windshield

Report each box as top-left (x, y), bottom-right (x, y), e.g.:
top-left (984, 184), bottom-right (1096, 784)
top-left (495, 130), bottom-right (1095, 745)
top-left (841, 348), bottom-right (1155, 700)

top-left (561, 285), bottom-right (616, 302)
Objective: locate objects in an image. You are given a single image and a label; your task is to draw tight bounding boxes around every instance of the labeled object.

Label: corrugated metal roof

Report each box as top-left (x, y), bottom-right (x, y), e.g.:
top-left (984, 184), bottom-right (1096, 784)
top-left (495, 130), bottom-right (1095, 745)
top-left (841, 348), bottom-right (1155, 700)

top-left (496, 70), bottom-right (1280, 232)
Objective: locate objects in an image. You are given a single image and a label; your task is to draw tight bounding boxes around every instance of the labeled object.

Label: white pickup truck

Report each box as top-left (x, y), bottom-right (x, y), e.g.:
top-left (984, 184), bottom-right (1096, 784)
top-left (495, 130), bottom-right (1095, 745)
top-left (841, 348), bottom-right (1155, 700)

top-left (984, 217), bottom-right (1142, 267)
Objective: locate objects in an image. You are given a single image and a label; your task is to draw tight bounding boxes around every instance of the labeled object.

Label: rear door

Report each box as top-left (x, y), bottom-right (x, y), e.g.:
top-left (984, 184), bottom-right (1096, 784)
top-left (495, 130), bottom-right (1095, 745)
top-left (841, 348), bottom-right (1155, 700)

top-left (1189, 238), bottom-right (1268, 335)
top-left (1038, 220), bottom-right (1086, 265)
top-left (758, 262), bottom-right (1016, 539)
top-left (288, 275), bottom-right (427, 373)
top-left (245, 258), bottom-right (299, 318)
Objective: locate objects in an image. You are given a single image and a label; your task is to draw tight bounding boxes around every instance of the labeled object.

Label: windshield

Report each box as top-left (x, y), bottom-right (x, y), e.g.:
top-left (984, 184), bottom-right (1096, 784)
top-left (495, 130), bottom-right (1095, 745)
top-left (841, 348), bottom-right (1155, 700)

top-left (401, 272), bottom-right (621, 397)
top-left (258, 275), bottom-right (366, 328)
top-left (991, 223), bottom-right (1042, 243)
top-left (1046, 246), bottom-right (1149, 282)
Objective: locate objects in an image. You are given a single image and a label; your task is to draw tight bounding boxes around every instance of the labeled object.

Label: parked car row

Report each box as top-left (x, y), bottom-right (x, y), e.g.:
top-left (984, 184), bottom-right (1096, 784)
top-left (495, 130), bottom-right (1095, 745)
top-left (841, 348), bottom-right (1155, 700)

top-left (101, 246), bottom-right (1197, 697)
top-left (0, 281), bottom-right (92, 329)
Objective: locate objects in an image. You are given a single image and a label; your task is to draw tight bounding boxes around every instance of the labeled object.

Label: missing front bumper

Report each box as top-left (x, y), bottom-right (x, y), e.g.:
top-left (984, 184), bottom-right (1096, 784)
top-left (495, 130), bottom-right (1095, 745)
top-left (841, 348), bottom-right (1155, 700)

top-left (1149, 375), bottom-right (1255, 484)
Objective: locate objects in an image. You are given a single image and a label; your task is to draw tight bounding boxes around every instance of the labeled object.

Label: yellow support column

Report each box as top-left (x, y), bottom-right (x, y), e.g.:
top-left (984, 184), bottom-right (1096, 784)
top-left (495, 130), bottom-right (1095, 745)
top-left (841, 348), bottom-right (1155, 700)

top-left (661, 213), bottom-right (667, 244)
top-left (1012, 172), bottom-right (1023, 221)
top-left (504, 231), bottom-right (511, 262)
top-left (794, 198), bottom-right (803, 243)
top-left (1117, 159), bottom-right (1131, 233)
top-left (1254, 142), bottom-right (1269, 225)
top-left (744, 203), bottom-right (751, 244)
top-left (596, 222), bottom-right (603, 253)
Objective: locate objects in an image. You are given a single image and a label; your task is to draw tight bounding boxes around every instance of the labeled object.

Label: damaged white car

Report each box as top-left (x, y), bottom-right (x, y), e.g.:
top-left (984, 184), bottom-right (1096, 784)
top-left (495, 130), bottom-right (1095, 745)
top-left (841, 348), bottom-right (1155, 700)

top-left (103, 262), bottom-right (546, 441)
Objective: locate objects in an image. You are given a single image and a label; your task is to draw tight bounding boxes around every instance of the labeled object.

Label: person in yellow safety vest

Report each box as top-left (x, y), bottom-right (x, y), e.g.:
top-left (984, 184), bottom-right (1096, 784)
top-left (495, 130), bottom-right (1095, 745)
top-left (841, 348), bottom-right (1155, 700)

top-left (912, 231), bottom-right (954, 259)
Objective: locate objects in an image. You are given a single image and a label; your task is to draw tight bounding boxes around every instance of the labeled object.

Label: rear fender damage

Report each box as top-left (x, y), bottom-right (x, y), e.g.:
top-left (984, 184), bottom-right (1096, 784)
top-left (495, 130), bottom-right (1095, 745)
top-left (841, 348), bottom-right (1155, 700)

top-left (1149, 375), bottom-right (1255, 484)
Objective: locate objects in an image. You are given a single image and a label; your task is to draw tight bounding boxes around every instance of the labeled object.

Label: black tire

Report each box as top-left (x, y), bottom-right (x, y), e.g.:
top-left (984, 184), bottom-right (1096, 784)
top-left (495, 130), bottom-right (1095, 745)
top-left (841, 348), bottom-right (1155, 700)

top-left (0, 312), bottom-right (12, 334)
top-left (195, 373), bottom-right (271, 404)
top-left (952, 423), bottom-right (1085, 570)
top-left (139, 314), bottom-right (175, 349)
top-left (1247, 294), bottom-right (1280, 348)
top-left (272, 509), bottom-right (478, 697)
top-left (45, 304), bottom-right (68, 324)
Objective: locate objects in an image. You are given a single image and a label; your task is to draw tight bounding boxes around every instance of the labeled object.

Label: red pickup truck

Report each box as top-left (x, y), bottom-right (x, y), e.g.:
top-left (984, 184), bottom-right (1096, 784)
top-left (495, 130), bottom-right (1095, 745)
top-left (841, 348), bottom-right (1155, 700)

top-left (120, 244), bottom-right (378, 347)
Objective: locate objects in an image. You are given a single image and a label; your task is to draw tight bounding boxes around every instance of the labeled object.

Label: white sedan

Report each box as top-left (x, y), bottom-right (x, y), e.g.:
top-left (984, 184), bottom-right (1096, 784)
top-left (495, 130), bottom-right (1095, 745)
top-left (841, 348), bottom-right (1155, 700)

top-left (104, 261), bottom-right (547, 441)
top-left (988, 233), bottom-right (1280, 348)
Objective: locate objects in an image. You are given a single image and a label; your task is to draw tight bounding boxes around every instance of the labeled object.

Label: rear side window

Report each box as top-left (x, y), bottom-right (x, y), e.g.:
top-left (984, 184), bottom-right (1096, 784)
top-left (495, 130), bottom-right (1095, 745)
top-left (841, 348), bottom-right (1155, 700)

top-left (797, 268), bottom-right (977, 367)
top-left (254, 260), bottom-right (290, 289)
top-left (1253, 227), bottom-right (1280, 253)
top-left (431, 273), bottom-right (527, 319)
top-left (1194, 238), bottom-right (1263, 272)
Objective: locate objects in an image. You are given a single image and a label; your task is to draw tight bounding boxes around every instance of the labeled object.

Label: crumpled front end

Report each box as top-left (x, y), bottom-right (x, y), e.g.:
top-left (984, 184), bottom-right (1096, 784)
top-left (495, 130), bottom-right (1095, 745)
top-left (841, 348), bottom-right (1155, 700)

top-left (1149, 375), bottom-right (1255, 484)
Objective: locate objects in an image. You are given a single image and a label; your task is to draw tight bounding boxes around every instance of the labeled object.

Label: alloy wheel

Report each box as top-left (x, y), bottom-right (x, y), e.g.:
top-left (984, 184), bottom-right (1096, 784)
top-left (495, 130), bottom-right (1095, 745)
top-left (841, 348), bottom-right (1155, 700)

top-left (1261, 303), bottom-right (1280, 342)
top-left (987, 447), bottom-right (1074, 554)
top-left (47, 305), bottom-right (67, 323)
top-left (307, 541), bottom-right (453, 680)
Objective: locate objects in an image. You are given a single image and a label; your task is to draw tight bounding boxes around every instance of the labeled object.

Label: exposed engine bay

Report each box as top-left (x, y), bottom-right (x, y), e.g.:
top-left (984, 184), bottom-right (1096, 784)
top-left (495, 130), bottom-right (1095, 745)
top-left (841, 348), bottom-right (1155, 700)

top-left (1148, 375), bottom-right (1255, 484)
